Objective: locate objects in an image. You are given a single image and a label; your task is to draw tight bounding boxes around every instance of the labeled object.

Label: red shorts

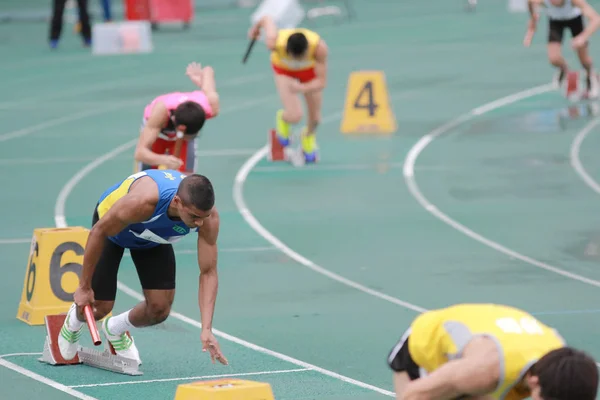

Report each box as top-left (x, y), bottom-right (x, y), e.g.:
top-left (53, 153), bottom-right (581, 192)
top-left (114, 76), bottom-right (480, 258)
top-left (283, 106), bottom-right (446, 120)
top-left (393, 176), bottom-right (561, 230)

top-left (271, 64), bottom-right (316, 83)
top-left (140, 138), bottom-right (193, 173)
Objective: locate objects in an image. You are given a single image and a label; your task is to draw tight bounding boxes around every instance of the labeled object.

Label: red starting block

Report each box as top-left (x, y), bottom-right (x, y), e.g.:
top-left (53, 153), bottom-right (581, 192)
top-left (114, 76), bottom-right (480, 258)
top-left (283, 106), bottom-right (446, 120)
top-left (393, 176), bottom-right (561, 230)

top-left (564, 71), bottom-right (600, 100)
top-left (39, 305), bottom-right (142, 375)
top-left (566, 71), bottom-right (579, 98)
top-left (40, 313), bottom-right (82, 365)
top-left (267, 129), bottom-right (287, 162)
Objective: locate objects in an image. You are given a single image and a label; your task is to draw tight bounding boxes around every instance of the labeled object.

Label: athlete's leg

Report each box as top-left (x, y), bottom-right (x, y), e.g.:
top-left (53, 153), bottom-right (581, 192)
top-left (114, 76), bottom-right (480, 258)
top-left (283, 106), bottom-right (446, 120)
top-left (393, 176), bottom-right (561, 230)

top-left (274, 72), bottom-right (303, 146)
top-left (110, 244), bottom-right (176, 329)
top-left (547, 19), bottom-right (568, 88)
top-left (301, 88), bottom-right (323, 162)
top-left (99, 243), bottom-right (176, 364)
top-left (571, 16), bottom-right (599, 97)
top-left (393, 372), bottom-right (411, 399)
top-left (58, 206), bottom-right (125, 360)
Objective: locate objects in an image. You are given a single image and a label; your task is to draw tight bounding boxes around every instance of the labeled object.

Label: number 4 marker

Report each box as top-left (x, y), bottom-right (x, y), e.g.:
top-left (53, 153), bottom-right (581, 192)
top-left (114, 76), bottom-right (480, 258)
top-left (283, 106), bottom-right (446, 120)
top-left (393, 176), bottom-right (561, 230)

top-left (340, 70), bottom-right (397, 135)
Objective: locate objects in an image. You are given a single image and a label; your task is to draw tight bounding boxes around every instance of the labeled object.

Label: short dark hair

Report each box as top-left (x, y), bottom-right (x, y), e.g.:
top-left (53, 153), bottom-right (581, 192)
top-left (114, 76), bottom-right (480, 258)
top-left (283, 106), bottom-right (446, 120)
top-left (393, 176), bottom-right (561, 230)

top-left (173, 101), bottom-right (206, 135)
top-left (286, 32), bottom-right (308, 57)
top-left (531, 347), bottom-right (598, 400)
top-left (176, 174), bottom-right (215, 212)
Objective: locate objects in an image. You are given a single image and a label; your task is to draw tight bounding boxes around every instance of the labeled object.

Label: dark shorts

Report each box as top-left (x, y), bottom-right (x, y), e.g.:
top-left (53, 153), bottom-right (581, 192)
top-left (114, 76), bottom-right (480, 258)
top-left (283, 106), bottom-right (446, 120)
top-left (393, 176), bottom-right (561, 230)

top-left (387, 329), bottom-right (468, 400)
top-left (387, 328), bottom-right (421, 380)
top-left (91, 206), bottom-right (176, 301)
top-left (548, 15), bottom-right (585, 43)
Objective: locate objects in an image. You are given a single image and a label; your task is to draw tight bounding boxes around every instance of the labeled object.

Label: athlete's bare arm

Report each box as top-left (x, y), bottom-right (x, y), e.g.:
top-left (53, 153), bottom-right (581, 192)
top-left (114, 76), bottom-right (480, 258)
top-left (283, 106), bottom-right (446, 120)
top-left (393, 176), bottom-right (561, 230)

top-left (572, 0), bottom-right (600, 42)
top-left (186, 62), bottom-right (220, 116)
top-left (400, 339), bottom-right (500, 400)
top-left (527, 0), bottom-right (542, 18)
top-left (196, 208), bottom-right (228, 365)
top-left (134, 102), bottom-right (180, 168)
top-left (248, 15), bottom-right (278, 50)
top-left (74, 178), bottom-right (159, 307)
top-left (298, 40), bottom-right (328, 93)
top-left (523, 0), bottom-right (541, 47)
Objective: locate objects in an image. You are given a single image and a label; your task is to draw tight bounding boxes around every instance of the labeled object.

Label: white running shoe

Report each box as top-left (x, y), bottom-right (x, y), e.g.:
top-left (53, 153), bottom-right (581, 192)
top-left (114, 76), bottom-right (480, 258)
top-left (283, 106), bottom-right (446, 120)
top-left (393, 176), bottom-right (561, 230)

top-left (101, 317), bottom-right (142, 366)
top-left (57, 303), bottom-right (83, 361)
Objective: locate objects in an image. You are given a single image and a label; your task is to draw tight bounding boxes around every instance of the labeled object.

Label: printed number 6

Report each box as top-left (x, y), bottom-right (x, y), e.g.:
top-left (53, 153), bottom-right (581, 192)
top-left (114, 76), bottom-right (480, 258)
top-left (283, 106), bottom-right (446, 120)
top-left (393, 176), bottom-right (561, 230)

top-left (49, 242), bottom-right (84, 302)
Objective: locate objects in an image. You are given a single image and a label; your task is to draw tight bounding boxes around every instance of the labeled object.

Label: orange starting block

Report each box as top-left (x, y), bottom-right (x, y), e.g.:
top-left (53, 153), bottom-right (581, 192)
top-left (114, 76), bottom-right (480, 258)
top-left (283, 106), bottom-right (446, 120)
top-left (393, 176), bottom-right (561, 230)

top-left (39, 305), bottom-right (142, 376)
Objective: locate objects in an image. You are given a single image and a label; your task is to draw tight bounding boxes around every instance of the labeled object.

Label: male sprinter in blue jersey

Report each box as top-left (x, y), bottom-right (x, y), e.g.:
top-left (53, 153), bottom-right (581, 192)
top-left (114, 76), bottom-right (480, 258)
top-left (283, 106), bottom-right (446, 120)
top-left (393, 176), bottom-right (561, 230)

top-left (57, 169), bottom-right (228, 366)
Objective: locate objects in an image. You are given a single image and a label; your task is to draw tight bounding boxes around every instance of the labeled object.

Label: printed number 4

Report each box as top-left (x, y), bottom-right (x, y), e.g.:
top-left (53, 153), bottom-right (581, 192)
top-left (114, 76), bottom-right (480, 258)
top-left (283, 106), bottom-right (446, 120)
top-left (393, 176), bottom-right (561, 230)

top-left (353, 81), bottom-right (379, 117)
top-left (496, 317), bottom-right (544, 335)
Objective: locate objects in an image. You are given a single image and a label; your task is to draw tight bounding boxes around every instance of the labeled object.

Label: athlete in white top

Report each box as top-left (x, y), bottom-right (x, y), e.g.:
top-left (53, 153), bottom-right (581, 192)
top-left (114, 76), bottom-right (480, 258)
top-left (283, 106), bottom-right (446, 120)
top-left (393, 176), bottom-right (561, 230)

top-left (525, 0), bottom-right (600, 98)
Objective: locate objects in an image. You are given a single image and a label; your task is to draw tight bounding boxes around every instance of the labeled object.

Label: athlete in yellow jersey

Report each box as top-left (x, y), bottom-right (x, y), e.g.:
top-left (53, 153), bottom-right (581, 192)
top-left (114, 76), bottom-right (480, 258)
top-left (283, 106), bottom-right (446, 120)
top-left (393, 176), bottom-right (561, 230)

top-left (387, 303), bottom-right (598, 400)
top-left (248, 16), bottom-right (328, 163)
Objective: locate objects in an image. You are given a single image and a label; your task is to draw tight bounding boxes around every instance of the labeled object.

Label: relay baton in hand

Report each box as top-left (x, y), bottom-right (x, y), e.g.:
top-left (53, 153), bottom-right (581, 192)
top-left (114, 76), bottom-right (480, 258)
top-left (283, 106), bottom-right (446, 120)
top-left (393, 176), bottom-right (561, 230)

top-left (242, 38), bottom-right (257, 64)
top-left (83, 304), bottom-right (102, 346)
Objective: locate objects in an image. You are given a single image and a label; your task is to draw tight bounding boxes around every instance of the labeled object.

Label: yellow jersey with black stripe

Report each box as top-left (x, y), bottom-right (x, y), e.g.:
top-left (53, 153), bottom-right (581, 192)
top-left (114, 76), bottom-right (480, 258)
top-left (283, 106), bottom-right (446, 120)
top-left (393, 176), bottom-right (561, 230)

top-left (97, 169), bottom-right (197, 249)
top-left (270, 28), bottom-right (321, 71)
top-left (408, 304), bottom-right (566, 400)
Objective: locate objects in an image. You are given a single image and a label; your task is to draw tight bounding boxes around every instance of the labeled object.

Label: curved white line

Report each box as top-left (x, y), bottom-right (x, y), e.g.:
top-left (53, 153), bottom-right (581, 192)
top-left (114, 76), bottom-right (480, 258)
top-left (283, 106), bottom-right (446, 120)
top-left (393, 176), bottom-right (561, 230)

top-left (404, 84), bottom-right (600, 288)
top-left (54, 140), bottom-right (137, 227)
top-left (233, 147), bottom-right (427, 313)
top-left (570, 117), bottom-right (600, 194)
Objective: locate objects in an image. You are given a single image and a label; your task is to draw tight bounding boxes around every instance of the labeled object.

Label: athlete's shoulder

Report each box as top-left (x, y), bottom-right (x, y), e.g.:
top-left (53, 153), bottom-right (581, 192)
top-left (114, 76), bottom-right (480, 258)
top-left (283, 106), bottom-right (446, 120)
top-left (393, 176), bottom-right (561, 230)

top-left (145, 169), bottom-right (186, 184)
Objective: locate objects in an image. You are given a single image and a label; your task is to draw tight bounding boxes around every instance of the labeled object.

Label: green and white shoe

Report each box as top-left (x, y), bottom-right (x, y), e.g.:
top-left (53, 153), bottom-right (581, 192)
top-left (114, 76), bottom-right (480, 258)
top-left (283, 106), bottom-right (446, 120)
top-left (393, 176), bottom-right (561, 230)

top-left (58, 303), bottom-right (83, 361)
top-left (101, 317), bottom-right (142, 366)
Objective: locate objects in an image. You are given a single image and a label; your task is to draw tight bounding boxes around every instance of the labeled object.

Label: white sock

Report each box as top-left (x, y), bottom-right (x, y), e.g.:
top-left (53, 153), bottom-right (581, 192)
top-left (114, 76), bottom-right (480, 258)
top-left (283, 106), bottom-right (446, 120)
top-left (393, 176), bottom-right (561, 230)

top-left (106, 310), bottom-right (134, 337)
top-left (67, 306), bottom-right (84, 331)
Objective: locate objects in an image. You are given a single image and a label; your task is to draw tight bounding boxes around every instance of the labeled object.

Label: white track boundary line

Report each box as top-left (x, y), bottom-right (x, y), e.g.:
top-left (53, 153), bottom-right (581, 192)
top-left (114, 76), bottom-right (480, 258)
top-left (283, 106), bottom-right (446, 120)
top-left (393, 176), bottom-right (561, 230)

top-left (570, 117), bottom-right (600, 194)
top-left (0, 238), bottom-right (31, 244)
top-left (69, 368), bottom-right (311, 388)
top-left (404, 83), bottom-right (600, 289)
top-left (0, 358), bottom-right (97, 400)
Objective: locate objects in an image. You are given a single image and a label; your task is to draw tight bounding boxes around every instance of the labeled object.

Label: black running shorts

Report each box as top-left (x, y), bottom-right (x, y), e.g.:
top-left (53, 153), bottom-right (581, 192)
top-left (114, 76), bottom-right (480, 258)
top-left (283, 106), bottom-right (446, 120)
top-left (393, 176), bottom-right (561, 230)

top-left (91, 205), bottom-right (176, 301)
top-left (548, 15), bottom-right (585, 43)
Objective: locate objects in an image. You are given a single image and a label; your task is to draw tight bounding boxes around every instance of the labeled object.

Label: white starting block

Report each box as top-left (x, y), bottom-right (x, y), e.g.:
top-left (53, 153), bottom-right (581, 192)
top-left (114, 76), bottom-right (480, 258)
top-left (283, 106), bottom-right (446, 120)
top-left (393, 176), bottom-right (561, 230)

top-left (92, 21), bottom-right (153, 56)
top-left (38, 313), bottom-right (142, 376)
top-left (563, 71), bottom-right (600, 102)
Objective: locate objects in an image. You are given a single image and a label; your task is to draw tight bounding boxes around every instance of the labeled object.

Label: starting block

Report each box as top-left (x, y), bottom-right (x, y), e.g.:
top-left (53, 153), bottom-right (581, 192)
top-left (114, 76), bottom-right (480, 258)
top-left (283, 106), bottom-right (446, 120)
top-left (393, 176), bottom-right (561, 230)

top-left (266, 129), bottom-right (310, 167)
top-left (174, 379), bottom-right (274, 400)
top-left (563, 71), bottom-right (600, 101)
top-left (39, 307), bottom-right (142, 376)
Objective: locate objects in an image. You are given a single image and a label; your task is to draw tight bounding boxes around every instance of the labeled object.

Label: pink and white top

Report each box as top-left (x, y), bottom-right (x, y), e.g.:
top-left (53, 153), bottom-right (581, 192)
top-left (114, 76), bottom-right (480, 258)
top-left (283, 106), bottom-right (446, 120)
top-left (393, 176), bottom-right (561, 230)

top-left (143, 91), bottom-right (214, 140)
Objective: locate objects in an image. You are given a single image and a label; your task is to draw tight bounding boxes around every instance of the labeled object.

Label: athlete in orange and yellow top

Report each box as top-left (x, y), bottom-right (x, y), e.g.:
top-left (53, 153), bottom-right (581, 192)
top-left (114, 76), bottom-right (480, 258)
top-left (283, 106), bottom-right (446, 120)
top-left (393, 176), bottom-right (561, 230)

top-left (387, 303), bottom-right (598, 400)
top-left (248, 17), bottom-right (328, 163)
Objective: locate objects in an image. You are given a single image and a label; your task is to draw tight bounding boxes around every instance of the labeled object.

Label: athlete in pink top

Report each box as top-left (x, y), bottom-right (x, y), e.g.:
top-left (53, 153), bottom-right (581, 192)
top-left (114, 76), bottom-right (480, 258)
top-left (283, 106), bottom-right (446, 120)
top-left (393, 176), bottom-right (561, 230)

top-left (134, 62), bottom-right (220, 173)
